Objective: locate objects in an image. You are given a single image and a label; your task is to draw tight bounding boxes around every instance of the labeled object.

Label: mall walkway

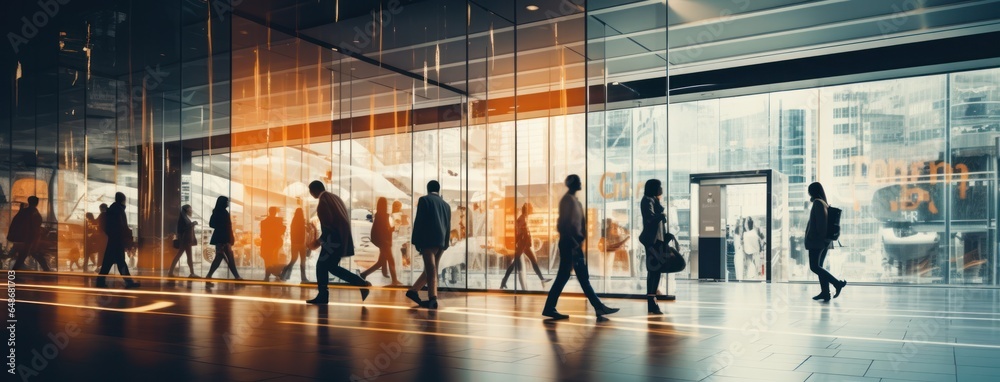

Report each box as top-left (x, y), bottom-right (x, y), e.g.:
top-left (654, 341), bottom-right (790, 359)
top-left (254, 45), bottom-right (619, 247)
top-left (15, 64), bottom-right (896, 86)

top-left (11, 272), bottom-right (1000, 382)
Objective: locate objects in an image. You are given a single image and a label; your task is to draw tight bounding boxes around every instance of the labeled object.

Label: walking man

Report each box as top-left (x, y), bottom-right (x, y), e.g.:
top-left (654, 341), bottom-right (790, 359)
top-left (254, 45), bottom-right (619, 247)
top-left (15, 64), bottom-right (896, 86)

top-left (305, 181), bottom-right (371, 304)
top-left (542, 175), bottom-right (619, 320)
top-left (406, 180), bottom-right (451, 309)
top-left (9, 196), bottom-right (49, 271)
top-left (96, 192), bottom-right (140, 288)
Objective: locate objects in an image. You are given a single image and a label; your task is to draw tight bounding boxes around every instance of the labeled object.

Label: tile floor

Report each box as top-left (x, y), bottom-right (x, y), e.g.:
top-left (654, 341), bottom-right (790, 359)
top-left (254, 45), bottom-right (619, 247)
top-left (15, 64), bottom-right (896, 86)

top-left (11, 272), bottom-right (1000, 381)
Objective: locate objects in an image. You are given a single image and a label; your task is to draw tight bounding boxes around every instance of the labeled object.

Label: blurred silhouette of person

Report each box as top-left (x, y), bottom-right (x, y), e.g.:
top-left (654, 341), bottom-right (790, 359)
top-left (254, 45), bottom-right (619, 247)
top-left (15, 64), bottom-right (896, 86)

top-left (305, 181), bottom-right (371, 305)
top-left (168, 204), bottom-right (199, 278)
top-left (542, 175), bottom-right (619, 320)
top-left (68, 247), bottom-right (82, 271)
top-left (283, 207), bottom-right (311, 283)
top-left (602, 218), bottom-right (630, 275)
top-left (205, 196), bottom-right (243, 286)
top-left (500, 202), bottom-right (549, 290)
top-left (406, 180), bottom-right (451, 309)
top-left (742, 217), bottom-right (762, 279)
top-left (806, 182), bottom-right (846, 302)
top-left (639, 179), bottom-right (671, 314)
top-left (93, 203), bottom-right (109, 272)
top-left (9, 196), bottom-right (49, 271)
top-left (361, 197), bottom-right (400, 285)
top-left (260, 206), bottom-right (286, 281)
top-left (96, 192), bottom-right (139, 288)
top-left (83, 212), bottom-right (103, 272)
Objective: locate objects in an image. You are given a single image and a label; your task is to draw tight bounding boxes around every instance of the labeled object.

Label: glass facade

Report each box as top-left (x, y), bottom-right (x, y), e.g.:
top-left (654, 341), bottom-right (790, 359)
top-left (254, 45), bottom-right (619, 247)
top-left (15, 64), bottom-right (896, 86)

top-left (2, 0), bottom-right (998, 292)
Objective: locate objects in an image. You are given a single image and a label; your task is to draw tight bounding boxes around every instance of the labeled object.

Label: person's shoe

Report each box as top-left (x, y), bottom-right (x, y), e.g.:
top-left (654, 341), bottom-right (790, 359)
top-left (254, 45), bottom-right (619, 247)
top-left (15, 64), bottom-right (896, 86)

top-left (388, 281), bottom-right (404, 287)
top-left (205, 281), bottom-right (214, 288)
top-left (542, 310), bottom-right (569, 320)
top-left (419, 299), bottom-right (439, 309)
top-left (540, 278), bottom-right (552, 286)
top-left (500, 283), bottom-right (508, 290)
top-left (306, 292), bottom-right (329, 305)
top-left (834, 280), bottom-right (847, 298)
top-left (188, 273), bottom-right (200, 278)
top-left (812, 293), bottom-right (831, 302)
top-left (167, 272), bottom-right (175, 278)
top-left (405, 290), bottom-right (422, 306)
top-left (648, 298), bottom-right (663, 315)
top-left (360, 281), bottom-right (372, 302)
top-left (595, 305), bottom-right (620, 317)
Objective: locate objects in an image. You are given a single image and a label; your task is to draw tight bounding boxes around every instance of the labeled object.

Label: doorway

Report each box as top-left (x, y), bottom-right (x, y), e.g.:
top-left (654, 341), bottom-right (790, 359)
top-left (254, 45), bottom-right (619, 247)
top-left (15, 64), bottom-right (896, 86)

top-left (690, 170), bottom-right (788, 282)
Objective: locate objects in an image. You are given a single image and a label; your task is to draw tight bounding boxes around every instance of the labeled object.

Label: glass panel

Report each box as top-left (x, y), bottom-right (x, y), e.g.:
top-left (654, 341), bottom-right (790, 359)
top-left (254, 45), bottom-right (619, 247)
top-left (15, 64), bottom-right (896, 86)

top-left (949, 68), bottom-right (1000, 285)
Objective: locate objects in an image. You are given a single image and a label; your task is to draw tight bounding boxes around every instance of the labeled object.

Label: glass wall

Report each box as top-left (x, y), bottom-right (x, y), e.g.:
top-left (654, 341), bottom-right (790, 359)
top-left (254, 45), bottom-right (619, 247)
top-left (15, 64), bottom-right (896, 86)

top-left (668, 69), bottom-right (1000, 286)
top-left (2, 0), bottom-right (997, 290)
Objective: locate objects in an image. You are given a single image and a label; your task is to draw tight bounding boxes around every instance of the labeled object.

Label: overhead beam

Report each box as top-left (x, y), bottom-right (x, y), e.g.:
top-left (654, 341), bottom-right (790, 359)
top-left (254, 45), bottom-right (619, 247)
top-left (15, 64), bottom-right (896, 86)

top-left (232, 8), bottom-right (469, 97)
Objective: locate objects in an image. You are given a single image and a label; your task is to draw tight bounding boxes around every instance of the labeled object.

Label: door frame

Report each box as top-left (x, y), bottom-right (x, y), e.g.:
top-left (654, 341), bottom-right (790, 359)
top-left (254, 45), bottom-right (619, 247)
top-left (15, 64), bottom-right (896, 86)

top-left (690, 170), bottom-right (784, 282)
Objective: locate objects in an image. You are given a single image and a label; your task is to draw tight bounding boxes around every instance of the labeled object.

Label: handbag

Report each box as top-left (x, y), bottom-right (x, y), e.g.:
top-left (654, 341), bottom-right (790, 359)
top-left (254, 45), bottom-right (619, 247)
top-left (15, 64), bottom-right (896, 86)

top-left (647, 232), bottom-right (686, 274)
top-left (172, 238), bottom-right (180, 249)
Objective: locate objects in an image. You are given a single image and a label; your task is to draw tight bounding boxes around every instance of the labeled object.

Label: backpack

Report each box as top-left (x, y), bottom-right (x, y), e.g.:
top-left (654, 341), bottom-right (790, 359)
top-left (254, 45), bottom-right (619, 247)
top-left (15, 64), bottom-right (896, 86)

top-left (826, 205), bottom-right (842, 241)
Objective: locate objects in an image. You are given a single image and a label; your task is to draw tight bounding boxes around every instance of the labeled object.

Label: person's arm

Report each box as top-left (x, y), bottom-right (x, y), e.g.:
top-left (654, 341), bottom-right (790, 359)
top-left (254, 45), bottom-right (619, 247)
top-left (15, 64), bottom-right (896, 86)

top-left (410, 197), bottom-right (425, 249)
top-left (442, 202), bottom-right (452, 250)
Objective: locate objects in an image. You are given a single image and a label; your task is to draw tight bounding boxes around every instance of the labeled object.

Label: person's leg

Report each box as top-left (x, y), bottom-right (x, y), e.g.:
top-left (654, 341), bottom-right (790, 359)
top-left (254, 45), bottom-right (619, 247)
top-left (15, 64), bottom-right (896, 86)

top-left (360, 247), bottom-right (386, 279)
top-left (523, 247), bottom-right (547, 281)
top-left (30, 246), bottom-right (51, 271)
top-left (114, 249), bottom-right (137, 285)
top-left (500, 249), bottom-right (522, 288)
top-left (282, 248), bottom-right (297, 280)
top-left (96, 245), bottom-right (121, 286)
top-left (11, 243), bottom-right (29, 270)
top-left (318, 253), bottom-right (371, 302)
top-left (543, 242), bottom-right (574, 314)
top-left (184, 247), bottom-right (197, 276)
top-left (569, 247), bottom-right (605, 310)
top-left (222, 245), bottom-right (241, 279)
top-left (808, 248), bottom-right (833, 296)
top-left (315, 250), bottom-right (330, 292)
top-left (326, 257), bottom-right (368, 286)
top-left (299, 249), bottom-right (310, 281)
top-left (168, 247), bottom-right (185, 276)
top-left (424, 248), bottom-right (440, 300)
top-left (409, 264), bottom-right (428, 293)
top-left (205, 245), bottom-right (226, 279)
top-left (385, 247), bottom-right (399, 284)
top-left (647, 269), bottom-right (662, 314)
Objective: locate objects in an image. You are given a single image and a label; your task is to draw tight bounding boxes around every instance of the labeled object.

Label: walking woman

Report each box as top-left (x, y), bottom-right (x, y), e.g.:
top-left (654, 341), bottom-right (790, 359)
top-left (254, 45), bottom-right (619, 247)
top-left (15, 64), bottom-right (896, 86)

top-left (168, 204), bottom-right (200, 278)
top-left (805, 182), bottom-right (846, 302)
top-left (500, 203), bottom-right (550, 290)
top-left (639, 179), bottom-right (669, 314)
top-left (361, 197), bottom-right (401, 285)
top-left (282, 207), bottom-right (311, 283)
top-left (205, 196), bottom-right (243, 286)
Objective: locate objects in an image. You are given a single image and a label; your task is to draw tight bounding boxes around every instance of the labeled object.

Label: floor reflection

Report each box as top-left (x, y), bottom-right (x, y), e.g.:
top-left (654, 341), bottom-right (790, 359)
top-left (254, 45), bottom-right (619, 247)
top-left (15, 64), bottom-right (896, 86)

top-left (13, 272), bottom-right (1000, 382)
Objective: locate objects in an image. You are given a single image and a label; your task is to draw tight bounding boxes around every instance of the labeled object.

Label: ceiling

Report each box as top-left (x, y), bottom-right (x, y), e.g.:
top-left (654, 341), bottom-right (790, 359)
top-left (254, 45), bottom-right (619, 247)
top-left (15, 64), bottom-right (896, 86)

top-left (5, 0), bottom-right (1000, 155)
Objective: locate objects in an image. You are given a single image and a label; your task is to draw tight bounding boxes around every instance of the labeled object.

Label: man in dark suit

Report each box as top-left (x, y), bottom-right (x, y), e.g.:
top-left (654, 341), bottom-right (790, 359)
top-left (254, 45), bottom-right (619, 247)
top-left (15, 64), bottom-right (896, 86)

top-left (406, 180), bottom-right (451, 309)
top-left (306, 181), bottom-right (371, 305)
top-left (9, 196), bottom-right (49, 271)
top-left (96, 192), bottom-right (139, 288)
top-left (542, 175), bottom-right (618, 320)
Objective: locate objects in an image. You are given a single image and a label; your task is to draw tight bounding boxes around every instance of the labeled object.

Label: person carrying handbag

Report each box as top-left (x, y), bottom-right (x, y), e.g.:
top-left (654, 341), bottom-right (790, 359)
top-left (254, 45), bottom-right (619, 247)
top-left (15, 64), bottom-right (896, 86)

top-left (639, 179), bottom-right (686, 314)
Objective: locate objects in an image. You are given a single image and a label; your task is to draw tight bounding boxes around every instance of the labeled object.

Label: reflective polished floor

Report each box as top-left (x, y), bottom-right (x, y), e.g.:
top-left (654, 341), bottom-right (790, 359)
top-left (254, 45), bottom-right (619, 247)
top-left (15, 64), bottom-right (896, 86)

top-left (12, 272), bottom-right (1000, 382)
